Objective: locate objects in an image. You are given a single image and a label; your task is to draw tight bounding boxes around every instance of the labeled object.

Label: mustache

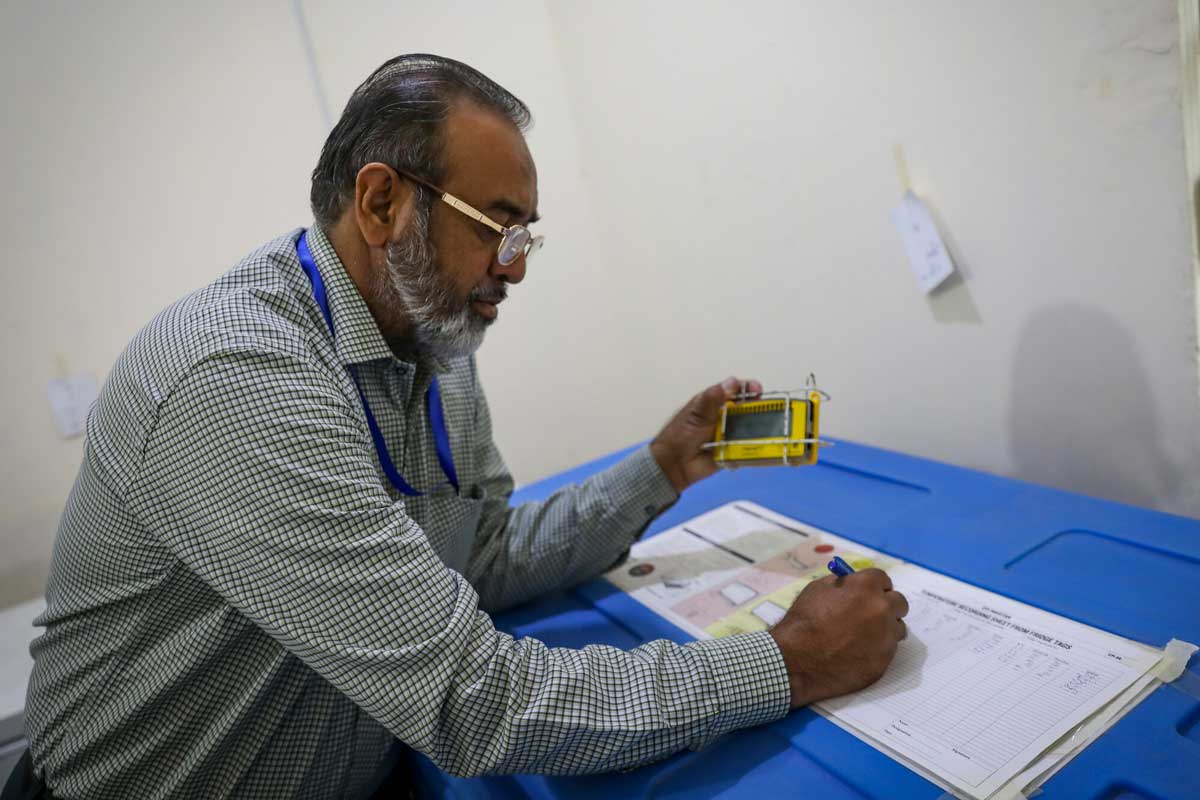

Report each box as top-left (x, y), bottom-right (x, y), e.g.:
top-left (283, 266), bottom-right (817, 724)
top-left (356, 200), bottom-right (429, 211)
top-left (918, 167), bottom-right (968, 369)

top-left (469, 283), bottom-right (508, 304)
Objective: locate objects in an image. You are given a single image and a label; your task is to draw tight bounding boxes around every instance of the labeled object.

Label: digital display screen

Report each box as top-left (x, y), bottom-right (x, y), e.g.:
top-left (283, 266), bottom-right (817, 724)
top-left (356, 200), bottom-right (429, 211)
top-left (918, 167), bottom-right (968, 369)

top-left (724, 409), bottom-right (787, 440)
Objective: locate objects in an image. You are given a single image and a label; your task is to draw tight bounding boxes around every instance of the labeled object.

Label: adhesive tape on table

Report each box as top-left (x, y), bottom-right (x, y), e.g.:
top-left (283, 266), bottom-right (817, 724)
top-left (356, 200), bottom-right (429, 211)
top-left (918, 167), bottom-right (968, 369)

top-left (1167, 663), bottom-right (1200, 700)
top-left (1154, 638), bottom-right (1198, 683)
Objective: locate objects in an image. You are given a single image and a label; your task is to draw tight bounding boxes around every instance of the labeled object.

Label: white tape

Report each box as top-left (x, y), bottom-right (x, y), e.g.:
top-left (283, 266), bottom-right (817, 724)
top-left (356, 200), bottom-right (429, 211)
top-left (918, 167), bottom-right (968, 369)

top-left (1154, 638), bottom-right (1199, 682)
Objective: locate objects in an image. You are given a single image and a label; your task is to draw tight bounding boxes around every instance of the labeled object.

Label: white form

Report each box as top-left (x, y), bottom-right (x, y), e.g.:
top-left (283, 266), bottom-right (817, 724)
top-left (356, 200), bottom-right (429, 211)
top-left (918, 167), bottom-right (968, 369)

top-left (818, 565), bottom-right (1162, 800)
top-left (606, 502), bottom-right (1169, 800)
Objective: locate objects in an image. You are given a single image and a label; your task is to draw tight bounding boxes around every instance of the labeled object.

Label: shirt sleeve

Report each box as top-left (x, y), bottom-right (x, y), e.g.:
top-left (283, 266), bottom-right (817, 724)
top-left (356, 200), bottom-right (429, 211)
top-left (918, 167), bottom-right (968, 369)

top-left (127, 347), bottom-right (790, 777)
top-left (463, 366), bottom-right (678, 613)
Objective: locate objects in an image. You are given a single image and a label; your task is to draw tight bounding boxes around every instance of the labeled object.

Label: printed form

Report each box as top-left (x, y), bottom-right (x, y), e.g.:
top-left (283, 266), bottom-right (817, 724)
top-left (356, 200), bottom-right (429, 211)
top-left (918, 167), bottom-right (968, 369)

top-left (605, 501), bottom-right (1166, 800)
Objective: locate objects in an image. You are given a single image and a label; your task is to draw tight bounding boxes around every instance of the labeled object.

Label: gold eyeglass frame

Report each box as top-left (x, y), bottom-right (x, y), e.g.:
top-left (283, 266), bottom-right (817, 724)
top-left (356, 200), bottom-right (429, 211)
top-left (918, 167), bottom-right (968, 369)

top-left (394, 168), bottom-right (544, 266)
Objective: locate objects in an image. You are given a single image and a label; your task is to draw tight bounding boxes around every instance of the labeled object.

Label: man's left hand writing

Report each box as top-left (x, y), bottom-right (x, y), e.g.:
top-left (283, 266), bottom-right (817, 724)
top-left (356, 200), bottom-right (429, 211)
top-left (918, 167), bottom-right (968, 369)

top-left (650, 376), bottom-right (763, 494)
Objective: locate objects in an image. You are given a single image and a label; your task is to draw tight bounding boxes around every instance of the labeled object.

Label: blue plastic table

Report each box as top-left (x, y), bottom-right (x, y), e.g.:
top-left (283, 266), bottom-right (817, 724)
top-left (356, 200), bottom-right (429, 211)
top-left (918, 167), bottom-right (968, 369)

top-left (413, 438), bottom-right (1200, 799)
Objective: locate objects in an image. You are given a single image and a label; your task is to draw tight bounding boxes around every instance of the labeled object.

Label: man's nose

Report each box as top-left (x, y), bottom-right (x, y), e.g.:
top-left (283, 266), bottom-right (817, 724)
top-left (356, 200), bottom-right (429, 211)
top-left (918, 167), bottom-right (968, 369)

top-left (492, 251), bottom-right (526, 285)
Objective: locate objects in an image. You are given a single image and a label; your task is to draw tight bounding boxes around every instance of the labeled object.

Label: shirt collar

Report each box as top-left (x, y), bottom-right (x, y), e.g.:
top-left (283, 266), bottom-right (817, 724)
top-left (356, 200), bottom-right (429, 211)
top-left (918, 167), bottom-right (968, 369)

top-left (303, 224), bottom-right (396, 366)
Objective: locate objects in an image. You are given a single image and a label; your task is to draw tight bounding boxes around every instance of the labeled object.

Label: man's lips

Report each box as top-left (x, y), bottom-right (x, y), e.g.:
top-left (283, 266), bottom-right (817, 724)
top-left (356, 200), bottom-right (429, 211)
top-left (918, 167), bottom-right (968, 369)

top-left (471, 298), bottom-right (500, 320)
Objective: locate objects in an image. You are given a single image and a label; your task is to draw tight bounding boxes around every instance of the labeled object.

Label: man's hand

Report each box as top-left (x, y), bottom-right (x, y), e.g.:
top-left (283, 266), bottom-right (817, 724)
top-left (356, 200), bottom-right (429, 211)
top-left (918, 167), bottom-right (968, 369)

top-left (650, 376), bottom-right (762, 494)
top-left (769, 568), bottom-right (909, 708)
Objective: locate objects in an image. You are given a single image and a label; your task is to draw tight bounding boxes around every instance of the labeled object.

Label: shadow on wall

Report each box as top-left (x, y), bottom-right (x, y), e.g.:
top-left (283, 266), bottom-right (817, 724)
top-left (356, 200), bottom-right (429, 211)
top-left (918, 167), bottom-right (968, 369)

top-left (923, 200), bottom-right (982, 325)
top-left (926, 271), bottom-right (982, 325)
top-left (1009, 303), bottom-right (1180, 511)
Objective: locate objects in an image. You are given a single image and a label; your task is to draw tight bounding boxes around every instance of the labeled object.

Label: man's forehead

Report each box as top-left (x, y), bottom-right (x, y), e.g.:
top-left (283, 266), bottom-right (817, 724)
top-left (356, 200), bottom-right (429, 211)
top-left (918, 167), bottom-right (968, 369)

top-left (441, 99), bottom-right (537, 218)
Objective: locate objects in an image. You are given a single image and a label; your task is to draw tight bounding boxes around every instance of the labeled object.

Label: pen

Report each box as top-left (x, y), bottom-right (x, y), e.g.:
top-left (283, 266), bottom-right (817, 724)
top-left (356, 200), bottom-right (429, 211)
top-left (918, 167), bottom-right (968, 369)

top-left (827, 555), bottom-right (855, 578)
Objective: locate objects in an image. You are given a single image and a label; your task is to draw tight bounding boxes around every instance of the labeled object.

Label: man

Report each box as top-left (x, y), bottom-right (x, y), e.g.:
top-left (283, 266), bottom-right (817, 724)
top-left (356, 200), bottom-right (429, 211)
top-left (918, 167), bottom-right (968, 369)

top-left (11, 55), bottom-right (907, 799)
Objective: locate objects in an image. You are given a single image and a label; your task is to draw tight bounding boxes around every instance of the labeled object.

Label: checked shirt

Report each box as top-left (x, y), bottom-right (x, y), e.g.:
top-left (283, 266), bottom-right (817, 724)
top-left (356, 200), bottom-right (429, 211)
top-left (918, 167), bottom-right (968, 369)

top-left (24, 224), bottom-right (790, 799)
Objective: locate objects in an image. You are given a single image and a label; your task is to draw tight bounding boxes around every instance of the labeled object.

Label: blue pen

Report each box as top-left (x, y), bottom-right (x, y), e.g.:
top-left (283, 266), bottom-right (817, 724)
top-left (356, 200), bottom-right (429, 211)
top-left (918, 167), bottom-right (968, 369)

top-left (827, 555), bottom-right (855, 577)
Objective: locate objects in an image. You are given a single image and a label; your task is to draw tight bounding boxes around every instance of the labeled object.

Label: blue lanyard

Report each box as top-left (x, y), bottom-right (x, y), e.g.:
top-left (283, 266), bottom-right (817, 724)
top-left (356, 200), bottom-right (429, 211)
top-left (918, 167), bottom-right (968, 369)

top-left (296, 231), bottom-right (459, 496)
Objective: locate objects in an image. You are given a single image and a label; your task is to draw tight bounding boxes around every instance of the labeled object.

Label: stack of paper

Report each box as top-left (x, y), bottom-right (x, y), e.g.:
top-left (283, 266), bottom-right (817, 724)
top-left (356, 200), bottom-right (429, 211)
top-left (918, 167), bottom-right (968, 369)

top-left (605, 501), bottom-right (1184, 800)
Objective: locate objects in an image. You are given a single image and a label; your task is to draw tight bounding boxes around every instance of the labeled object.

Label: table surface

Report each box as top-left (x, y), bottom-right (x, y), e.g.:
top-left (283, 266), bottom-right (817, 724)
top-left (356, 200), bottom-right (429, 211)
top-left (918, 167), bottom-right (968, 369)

top-left (413, 438), bottom-right (1200, 799)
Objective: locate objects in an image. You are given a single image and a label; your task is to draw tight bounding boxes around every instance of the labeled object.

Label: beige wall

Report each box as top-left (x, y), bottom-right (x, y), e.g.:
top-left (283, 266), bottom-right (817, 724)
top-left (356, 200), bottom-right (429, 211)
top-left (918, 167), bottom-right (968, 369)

top-left (547, 0), bottom-right (1200, 515)
top-left (0, 0), bottom-right (326, 605)
top-left (0, 0), bottom-right (629, 607)
top-left (1, 1), bottom-right (1196, 607)
top-left (296, 0), bottom-right (636, 488)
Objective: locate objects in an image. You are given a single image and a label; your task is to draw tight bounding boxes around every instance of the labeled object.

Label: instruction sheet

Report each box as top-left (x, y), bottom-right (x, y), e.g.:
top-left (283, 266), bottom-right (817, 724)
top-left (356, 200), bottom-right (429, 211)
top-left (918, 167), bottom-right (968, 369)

top-left (605, 501), bottom-right (1166, 800)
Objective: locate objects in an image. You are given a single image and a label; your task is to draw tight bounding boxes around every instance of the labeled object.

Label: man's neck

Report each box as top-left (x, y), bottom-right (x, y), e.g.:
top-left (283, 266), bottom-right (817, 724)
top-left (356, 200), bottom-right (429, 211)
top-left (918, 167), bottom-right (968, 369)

top-left (325, 216), bottom-right (374, 302)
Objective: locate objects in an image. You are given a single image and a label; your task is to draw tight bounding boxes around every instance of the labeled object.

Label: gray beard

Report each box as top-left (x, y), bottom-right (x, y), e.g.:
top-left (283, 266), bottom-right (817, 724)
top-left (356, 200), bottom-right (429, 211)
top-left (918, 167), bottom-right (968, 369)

top-left (383, 205), bottom-right (504, 361)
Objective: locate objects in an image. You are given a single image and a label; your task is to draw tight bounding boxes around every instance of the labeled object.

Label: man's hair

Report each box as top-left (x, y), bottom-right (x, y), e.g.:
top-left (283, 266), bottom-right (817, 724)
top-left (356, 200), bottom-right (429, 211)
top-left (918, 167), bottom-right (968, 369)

top-left (310, 54), bottom-right (531, 228)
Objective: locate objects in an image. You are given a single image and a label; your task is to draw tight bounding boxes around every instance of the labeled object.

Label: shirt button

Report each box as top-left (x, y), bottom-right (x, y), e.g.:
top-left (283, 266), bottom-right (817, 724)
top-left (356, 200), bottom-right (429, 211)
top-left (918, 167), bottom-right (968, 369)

top-left (644, 505), bottom-right (657, 517)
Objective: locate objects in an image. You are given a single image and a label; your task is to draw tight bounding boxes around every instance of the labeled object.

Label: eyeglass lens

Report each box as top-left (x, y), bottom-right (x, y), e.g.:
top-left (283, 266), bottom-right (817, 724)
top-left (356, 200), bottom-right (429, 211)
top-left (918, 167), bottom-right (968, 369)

top-left (498, 227), bottom-right (531, 266)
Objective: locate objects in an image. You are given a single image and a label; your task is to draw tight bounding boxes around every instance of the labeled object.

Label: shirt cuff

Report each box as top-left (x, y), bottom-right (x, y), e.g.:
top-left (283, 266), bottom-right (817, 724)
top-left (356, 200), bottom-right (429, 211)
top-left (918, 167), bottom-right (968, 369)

top-left (591, 444), bottom-right (679, 557)
top-left (688, 631), bottom-right (792, 743)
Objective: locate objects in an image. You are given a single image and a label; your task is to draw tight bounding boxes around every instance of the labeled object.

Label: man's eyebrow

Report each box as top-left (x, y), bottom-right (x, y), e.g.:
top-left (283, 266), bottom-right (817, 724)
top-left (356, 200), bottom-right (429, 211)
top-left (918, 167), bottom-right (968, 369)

top-left (487, 199), bottom-right (540, 225)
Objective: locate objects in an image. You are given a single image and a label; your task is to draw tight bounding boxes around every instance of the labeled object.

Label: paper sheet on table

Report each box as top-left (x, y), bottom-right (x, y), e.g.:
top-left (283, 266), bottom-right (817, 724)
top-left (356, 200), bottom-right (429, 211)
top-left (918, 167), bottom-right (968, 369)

top-left (605, 501), bottom-right (1167, 800)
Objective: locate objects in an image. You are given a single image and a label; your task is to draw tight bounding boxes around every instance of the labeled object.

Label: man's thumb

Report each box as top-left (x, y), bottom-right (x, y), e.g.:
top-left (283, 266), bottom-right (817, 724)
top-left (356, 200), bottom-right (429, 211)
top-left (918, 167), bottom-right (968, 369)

top-left (691, 377), bottom-right (739, 423)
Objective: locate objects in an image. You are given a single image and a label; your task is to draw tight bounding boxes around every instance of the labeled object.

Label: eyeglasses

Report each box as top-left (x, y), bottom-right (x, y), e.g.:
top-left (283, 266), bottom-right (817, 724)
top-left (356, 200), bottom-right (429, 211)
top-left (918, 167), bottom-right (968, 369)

top-left (395, 169), bottom-right (544, 266)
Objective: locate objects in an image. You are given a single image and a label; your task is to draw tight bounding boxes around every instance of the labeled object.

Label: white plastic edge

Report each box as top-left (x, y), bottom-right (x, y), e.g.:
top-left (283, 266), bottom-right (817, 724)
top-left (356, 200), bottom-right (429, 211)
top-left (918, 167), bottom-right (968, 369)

top-left (1155, 638), bottom-right (1199, 682)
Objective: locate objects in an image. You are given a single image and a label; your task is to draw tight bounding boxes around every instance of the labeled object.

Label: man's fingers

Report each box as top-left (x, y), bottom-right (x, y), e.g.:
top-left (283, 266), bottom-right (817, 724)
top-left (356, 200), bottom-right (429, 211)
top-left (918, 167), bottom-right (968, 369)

top-left (715, 376), bottom-right (765, 402)
top-left (691, 376), bottom-right (747, 425)
top-left (692, 383), bottom-right (732, 424)
top-left (687, 374), bottom-right (766, 431)
top-left (887, 589), bottom-right (909, 619)
top-left (892, 618), bottom-right (908, 641)
top-left (727, 377), bottom-right (763, 399)
top-left (853, 567), bottom-right (894, 592)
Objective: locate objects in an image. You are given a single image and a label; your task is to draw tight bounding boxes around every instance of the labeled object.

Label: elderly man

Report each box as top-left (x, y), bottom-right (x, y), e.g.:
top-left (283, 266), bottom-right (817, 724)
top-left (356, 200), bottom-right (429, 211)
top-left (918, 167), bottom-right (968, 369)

top-left (10, 55), bottom-right (907, 799)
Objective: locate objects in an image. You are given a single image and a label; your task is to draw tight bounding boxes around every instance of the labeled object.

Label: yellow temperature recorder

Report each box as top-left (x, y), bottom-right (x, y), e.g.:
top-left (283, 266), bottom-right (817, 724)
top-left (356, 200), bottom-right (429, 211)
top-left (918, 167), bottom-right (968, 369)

top-left (707, 390), bottom-right (823, 468)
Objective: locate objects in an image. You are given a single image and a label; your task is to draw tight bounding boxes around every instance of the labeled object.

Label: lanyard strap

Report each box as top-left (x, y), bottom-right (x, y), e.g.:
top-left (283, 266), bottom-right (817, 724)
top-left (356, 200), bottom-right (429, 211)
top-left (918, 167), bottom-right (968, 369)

top-left (297, 231), bottom-right (459, 496)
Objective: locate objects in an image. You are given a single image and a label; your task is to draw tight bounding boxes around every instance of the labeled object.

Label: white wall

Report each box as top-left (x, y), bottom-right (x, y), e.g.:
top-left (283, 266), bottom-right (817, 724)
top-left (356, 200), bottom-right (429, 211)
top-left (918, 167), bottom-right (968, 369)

top-left (0, 0), bottom-right (632, 607)
top-left (1, 0), bottom-right (1196, 607)
top-left (296, 0), bottom-right (635, 490)
top-left (0, 0), bottom-right (326, 606)
top-left (546, 0), bottom-right (1200, 517)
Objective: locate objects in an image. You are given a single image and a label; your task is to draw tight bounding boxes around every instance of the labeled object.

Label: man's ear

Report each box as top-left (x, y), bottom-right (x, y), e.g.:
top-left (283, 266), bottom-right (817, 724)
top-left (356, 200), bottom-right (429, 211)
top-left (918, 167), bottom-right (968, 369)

top-left (353, 162), bottom-right (417, 248)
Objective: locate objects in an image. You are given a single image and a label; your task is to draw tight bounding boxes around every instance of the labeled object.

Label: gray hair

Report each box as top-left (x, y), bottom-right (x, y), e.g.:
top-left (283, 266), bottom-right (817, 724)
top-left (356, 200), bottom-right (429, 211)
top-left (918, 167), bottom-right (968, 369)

top-left (309, 54), bottom-right (531, 229)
